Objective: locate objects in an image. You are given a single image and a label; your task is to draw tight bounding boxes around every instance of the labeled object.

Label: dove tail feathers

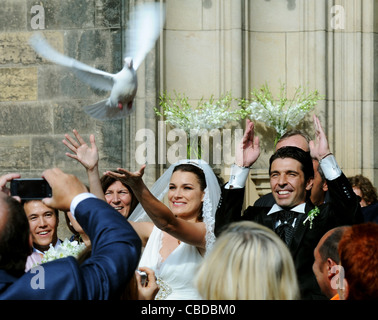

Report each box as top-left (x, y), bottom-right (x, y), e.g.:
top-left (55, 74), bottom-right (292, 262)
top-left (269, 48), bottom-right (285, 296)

top-left (83, 100), bottom-right (135, 121)
top-left (83, 100), bottom-right (110, 120)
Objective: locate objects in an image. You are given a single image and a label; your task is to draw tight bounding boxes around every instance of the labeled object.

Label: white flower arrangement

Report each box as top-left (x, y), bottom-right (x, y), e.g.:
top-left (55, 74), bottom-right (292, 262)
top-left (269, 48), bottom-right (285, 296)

top-left (156, 92), bottom-right (243, 133)
top-left (41, 238), bottom-right (86, 263)
top-left (156, 92), bottom-right (244, 158)
top-left (240, 83), bottom-right (323, 146)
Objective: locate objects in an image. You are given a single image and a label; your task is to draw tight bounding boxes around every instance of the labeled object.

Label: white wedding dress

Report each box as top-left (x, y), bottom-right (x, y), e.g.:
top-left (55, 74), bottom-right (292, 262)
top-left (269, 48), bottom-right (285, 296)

top-left (138, 226), bottom-right (203, 300)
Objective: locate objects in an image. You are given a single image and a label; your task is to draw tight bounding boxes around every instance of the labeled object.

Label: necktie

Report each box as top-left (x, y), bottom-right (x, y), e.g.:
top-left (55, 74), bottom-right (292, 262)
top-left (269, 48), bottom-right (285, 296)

top-left (275, 210), bottom-right (298, 245)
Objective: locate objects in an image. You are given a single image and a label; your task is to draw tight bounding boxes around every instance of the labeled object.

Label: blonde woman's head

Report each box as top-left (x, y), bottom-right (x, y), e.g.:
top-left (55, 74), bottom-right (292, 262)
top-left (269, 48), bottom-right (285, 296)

top-left (195, 221), bottom-right (300, 300)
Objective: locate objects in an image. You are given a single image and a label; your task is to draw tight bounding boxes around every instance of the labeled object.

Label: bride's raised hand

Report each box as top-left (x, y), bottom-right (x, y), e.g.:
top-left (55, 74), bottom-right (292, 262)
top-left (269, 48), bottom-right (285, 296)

top-left (104, 165), bottom-right (146, 188)
top-left (63, 129), bottom-right (99, 171)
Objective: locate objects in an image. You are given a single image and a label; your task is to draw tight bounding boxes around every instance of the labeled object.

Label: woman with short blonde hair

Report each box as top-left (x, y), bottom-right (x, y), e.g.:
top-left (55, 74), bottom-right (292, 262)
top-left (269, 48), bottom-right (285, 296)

top-left (195, 221), bottom-right (300, 300)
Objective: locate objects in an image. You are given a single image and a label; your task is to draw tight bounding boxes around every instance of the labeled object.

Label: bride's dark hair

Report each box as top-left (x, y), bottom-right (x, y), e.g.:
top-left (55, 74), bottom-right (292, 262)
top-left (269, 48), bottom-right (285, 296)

top-left (172, 163), bottom-right (207, 191)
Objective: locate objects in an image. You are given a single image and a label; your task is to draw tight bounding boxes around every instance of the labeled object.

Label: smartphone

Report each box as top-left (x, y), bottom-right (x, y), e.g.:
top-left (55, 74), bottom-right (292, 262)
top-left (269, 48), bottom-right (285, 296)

top-left (137, 270), bottom-right (148, 286)
top-left (10, 178), bottom-right (52, 200)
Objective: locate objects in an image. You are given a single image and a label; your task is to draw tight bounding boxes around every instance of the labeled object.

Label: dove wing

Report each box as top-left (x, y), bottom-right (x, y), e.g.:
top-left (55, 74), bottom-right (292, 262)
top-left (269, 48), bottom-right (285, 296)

top-left (29, 34), bottom-right (114, 91)
top-left (125, 3), bottom-right (165, 70)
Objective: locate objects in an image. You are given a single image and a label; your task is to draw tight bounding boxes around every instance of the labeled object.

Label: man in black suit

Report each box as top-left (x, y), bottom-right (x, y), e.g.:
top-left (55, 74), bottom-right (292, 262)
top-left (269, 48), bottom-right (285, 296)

top-left (215, 116), bottom-right (362, 299)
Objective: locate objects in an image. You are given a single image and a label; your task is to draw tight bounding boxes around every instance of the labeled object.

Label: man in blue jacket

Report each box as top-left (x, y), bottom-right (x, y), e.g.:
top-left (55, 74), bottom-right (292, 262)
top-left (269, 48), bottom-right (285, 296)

top-left (0, 168), bottom-right (141, 299)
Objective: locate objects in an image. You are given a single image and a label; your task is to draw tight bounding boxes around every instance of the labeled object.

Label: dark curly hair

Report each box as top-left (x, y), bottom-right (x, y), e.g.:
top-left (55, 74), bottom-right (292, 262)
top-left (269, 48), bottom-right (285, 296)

top-left (348, 175), bottom-right (377, 205)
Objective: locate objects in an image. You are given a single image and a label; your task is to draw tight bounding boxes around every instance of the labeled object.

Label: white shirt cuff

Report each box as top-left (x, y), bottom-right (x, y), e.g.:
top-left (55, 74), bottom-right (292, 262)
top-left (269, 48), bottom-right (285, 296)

top-left (319, 154), bottom-right (342, 181)
top-left (225, 164), bottom-right (250, 189)
top-left (70, 193), bottom-right (97, 218)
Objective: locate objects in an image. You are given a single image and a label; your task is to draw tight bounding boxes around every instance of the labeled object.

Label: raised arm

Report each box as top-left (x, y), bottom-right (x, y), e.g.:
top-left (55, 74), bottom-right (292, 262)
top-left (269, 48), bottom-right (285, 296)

top-left (105, 166), bottom-right (207, 250)
top-left (63, 129), bottom-right (105, 200)
top-left (309, 115), bottom-right (362, 224)
top-left (309, 115), bottom-right (331, 161)
top-left (215, 120), bottom-right (260, 234)
top-left (235, 119), bottom-right (261, 167)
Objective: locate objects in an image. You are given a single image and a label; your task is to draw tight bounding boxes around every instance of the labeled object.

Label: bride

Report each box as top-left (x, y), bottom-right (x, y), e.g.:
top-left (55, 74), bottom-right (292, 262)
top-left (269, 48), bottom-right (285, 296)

top-left (62, 129), bottom-right (221, 299)
top-left (105, 159), bottom-right (221, 300)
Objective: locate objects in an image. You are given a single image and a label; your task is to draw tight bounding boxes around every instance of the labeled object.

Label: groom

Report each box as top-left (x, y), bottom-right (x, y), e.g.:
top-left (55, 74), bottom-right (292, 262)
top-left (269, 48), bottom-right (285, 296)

top-left (215, 116), bottom-right (362, 299)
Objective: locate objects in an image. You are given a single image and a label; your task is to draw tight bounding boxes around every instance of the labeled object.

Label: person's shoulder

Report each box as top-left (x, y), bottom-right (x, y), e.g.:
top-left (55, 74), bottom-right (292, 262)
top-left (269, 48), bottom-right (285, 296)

top-left (362, 202), bottom-right (378, 223)
top-left (0, 257), bottom-right (81, 299)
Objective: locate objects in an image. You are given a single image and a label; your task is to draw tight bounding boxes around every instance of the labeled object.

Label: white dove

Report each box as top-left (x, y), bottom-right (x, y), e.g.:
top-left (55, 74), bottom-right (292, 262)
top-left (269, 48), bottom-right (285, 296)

top-left (29, 3), bottom-right (165, 121)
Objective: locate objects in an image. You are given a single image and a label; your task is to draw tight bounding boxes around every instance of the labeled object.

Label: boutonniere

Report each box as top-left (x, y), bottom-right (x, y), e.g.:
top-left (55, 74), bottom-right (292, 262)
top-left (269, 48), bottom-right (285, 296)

top-left (303, 206), bottom-right (320, 229)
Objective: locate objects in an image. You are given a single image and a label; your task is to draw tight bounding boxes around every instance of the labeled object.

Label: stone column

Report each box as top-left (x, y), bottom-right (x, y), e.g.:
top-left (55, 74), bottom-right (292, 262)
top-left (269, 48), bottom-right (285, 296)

top-left (326, 0), bottom-right (378, 182)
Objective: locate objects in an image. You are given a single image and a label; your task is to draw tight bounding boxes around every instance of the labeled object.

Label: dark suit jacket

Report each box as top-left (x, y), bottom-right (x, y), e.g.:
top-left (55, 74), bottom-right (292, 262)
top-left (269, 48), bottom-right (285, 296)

top-left (215, 173), bottom-right (363, 300)
top-left (362, 202), bottom-right (378, 223)
top-left (0, 198), bottom-right (141, 300)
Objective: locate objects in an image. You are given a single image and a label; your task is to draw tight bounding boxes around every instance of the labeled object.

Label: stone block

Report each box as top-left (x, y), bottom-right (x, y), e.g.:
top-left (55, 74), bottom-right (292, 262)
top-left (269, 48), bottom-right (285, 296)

top-left (164, 30), bottom-right (220, 99)
top-left (95, 0), bottom-right (121, 28)
top-left (37, 65), bottom-right (99, 100)
top-left (333, 100), bottom-right (362, 171)
top-left (202, 0), bottom-right (242, 31)
top-left (65, 30), bottom-right (108, 66)
top-left (248, 0), bottom-right (301, 32)
top-left (0, 0), bottom-right (27, 31)
top-left (333, 32), bottom-right (362, 101)
top-left (0, 68), bottom-right (38, 102)
top-left (0, 102), bottom-right (52, 135)
top-left (97, 119), bottom-right (124, 169)
top-left (53, 100), bottom-right (95, 134)
top-left (248, 32), bottom-right (286, 93)
top-left (27, 0), bottom-right (95, 30)
top-left (374, 33), bottom-right (378, 100)
top-left (0, 31), bottom-right (62, 66)
top-left (0, 137), bottom-right (30, 170)
top-left (0, 32), bottom-right (60, 65)
top-left (30, 136), bottom-right (62, 170)
top-left (166, 0), bottom-right (203, 30)
top-left (286, 31), bottom-right (327, 96)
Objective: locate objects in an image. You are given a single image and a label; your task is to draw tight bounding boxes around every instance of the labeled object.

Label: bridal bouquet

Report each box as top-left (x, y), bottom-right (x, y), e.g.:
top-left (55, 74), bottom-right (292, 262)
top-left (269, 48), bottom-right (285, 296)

top-left (156, 92), bottom-right (244, 157)
top-left (41, 238), bottom-right (86, 263)
top-left (240, 83), bottom-right (323, 146)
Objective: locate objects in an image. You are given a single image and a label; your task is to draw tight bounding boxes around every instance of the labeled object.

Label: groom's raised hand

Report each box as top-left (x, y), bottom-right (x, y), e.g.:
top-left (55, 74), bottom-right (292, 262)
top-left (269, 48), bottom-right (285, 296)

top-left (235, 119), bottom-right (260, 167)
top-left (309, 115), bottom-right (331, 161)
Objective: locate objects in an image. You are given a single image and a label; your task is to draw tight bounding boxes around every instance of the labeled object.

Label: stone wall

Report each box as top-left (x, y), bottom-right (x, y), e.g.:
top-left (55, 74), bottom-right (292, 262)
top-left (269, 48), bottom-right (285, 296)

top-left (0, 0), bottom-right (125, 184)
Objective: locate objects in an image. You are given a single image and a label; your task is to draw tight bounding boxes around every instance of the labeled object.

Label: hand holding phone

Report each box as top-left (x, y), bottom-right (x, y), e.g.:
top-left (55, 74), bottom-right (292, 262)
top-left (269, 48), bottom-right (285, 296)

top-left (135, 267), bottom-right (159, 300)
top-left (41, 168), bottom-right (88, 211)
top-left (0, 173), bottom-right (21, 197)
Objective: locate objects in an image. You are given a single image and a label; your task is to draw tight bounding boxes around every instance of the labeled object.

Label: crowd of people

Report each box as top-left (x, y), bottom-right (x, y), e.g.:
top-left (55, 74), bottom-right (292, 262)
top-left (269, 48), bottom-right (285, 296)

top-left (0, 115), bottom-right (377, 300)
